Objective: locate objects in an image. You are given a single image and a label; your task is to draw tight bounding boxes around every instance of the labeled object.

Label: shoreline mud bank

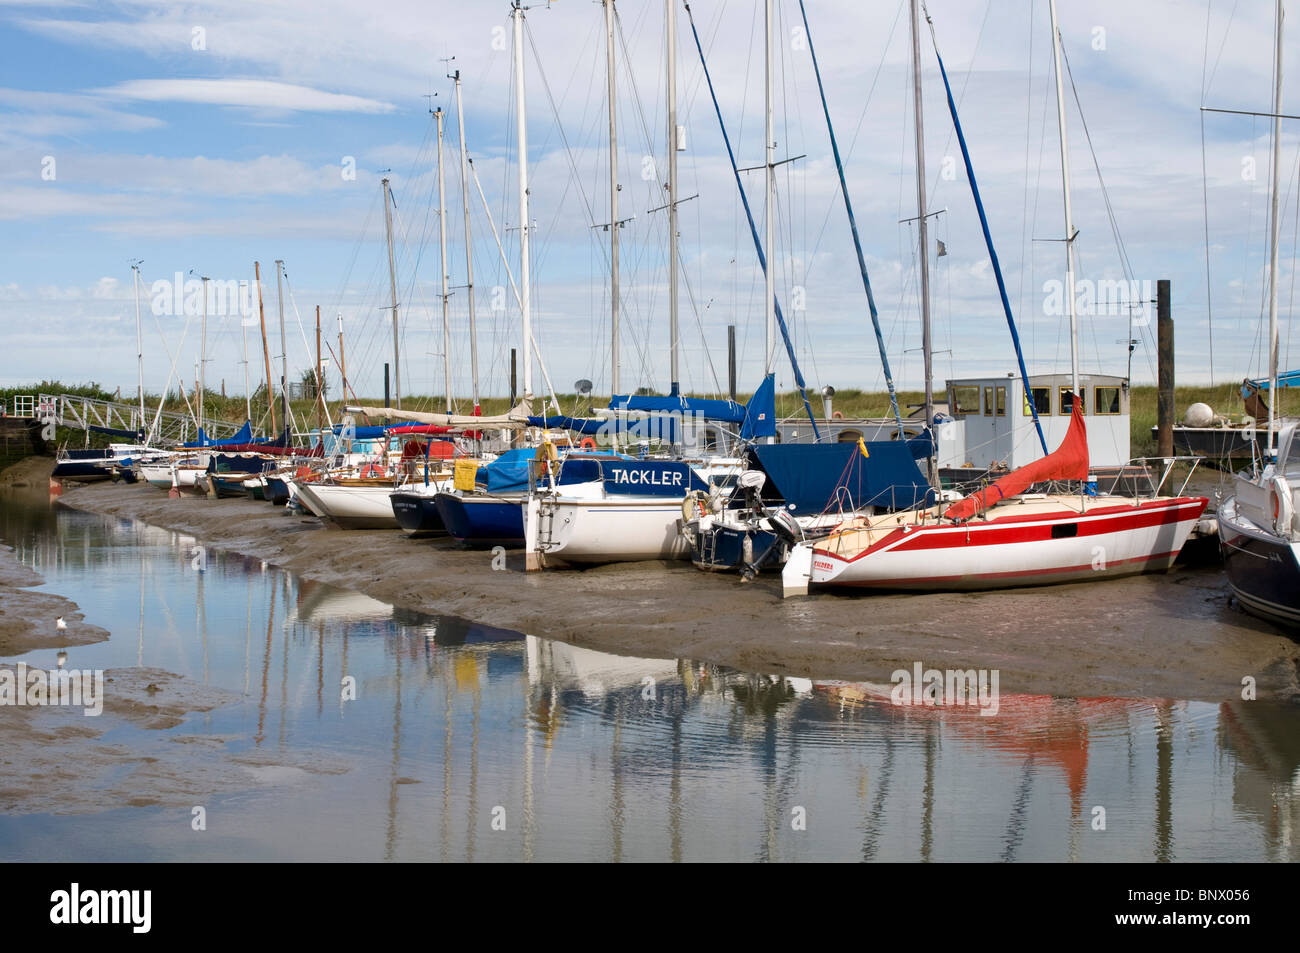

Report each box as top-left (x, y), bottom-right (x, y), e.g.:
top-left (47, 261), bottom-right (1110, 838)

top-left (51, 482), bottom-right (1300, 703)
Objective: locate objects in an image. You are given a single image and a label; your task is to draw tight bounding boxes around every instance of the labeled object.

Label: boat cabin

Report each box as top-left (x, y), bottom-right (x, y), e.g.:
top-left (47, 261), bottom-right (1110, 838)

top-left (937, 373), bottom-right (1130, 471)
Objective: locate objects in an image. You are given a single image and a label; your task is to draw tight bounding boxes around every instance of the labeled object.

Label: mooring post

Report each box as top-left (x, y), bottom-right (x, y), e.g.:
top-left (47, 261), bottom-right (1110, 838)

top-left (1157, 278), bottom-right (1174, 458)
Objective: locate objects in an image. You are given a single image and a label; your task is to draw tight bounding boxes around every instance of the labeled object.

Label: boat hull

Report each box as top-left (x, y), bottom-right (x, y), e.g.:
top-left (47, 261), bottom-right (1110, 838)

top-left (810, 497), bottom-right (1208, 592)
top-left (434, 493), bottom-right (524, 547)
top-left (539, 499), bottom-right (691, 563)
top-left (297, 482), bottom-right (400, 529)
top-left (390, 491), bottom-right (448, 536)
top-left (1217, 497), bottom-right (1300, 627)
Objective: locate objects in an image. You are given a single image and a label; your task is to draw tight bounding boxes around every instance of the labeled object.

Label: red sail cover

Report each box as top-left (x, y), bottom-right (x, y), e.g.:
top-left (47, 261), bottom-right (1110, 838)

top-left (945, 399), bottom-right (1090, 521)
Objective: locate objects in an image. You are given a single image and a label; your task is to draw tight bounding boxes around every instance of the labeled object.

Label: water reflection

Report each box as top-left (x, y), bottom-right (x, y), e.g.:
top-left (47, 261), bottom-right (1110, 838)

top-left (0, 489), bottom-right (1297, 862)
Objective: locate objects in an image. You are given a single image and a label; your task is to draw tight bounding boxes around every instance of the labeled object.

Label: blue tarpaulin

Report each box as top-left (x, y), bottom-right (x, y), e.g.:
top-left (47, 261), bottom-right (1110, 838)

top-left (749, 441), bottom-right (933, 515)
top-left (180, 420), bottom-right (253, 448)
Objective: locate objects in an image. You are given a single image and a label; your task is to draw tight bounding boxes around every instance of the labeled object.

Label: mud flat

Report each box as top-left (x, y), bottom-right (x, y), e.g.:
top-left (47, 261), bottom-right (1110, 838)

top-left (56, 481), bottom-right (1300, 703)
top-left (0, 666), bottom-right (349, 816)
top-left (0, 542), bottom-right (109, 656)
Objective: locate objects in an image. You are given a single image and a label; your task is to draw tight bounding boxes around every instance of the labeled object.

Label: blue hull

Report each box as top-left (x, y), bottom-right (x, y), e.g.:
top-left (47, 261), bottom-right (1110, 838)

top-left (390, 492), bottom-right (447, 535)
top-left (51, 461), bottom-right (114, 482)
top-left (264, 477), bottom-right (290, 505)
top-left (434, 493), bottom-right (524, 547)
top-left (692, 523), bottom-right (784, 573)
top-left (1220, 513), bottom-right (1300, 629)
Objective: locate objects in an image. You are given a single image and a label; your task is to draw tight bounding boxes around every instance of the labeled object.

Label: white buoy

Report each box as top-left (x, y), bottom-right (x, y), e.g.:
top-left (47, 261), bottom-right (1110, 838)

top-left (1184, 402), bottom-right (1215, 427)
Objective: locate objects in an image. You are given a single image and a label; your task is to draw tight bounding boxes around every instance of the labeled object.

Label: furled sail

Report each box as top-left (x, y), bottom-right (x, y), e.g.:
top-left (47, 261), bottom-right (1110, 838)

top-left (345, 397), bottom-right (533, 430)
top-left (944, 400), bottom-right (1089, 521)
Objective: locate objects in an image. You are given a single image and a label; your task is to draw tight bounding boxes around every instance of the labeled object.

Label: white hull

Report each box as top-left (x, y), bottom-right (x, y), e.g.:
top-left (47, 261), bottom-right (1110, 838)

top-left (538, 498), bottom-right (692, 563)
top-left (799, 496), bottom-right (1206, 593)
top-left (296, 482), bottom-right (400, 529)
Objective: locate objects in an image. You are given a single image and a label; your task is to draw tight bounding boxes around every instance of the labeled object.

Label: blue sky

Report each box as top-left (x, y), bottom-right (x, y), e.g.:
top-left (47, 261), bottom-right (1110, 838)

top-left (1, 0), bottom-right (1296, 413)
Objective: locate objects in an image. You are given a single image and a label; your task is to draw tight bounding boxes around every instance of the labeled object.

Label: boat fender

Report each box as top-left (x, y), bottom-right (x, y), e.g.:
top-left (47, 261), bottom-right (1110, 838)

top-left (534, 440), bottom-right (559, 476)
top-left (1269, 475), bottom-right (1294, 536)
top-left (681, 490), bottom-right (710, 523)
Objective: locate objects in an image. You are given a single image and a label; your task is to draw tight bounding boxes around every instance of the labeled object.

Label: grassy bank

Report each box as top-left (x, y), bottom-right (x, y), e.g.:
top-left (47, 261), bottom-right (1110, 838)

top-left (7, 380), bottom-right (1298, 457)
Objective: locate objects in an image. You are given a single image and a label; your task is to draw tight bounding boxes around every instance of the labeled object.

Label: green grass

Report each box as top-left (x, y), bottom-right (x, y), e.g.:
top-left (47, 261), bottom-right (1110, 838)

top-left (8, 380), bottom-right (1299, 455)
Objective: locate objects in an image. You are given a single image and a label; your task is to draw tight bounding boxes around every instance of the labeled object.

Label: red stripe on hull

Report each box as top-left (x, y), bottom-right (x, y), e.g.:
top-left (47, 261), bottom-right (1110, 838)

top-left (820, 498), bottom-right (1207, 564)
top-left (825, 548), bottom-right (1183, 590)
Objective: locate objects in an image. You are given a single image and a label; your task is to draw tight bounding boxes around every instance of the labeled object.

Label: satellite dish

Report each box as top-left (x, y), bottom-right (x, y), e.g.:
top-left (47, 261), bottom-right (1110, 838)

top-left (822, 385), bottom-right (836, 398)
top-left (738, 470), bottom-right (767, 491)
top-left (575, 379), bottom-right (593, 395)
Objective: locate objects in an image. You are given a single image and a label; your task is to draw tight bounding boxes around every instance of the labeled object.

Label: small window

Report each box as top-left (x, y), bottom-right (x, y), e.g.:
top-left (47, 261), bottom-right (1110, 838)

top-left (1094, 386), bottom-right (1120, 415)
top-left (983, 386), bottom-right (994, 416)
top-left (1050, 522), bottom-right (1079, 539)
top-left (995, 386), bottom-right (1006, 416)
top-left (1060, 388), bottom-right (1086, 415)
top-left (951, 385), bottom-right (981, 416)
top-left (836, 429), bottom-right (863, 443)
top-left (1024, 387), bottom-right (1051, 416)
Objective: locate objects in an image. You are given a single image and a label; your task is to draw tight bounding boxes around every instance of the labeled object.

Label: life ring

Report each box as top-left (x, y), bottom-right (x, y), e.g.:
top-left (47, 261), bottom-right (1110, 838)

top-left (360, 462), bottom-right (387, 479)
top-left (1270, 475), bottom-right (1293, 535)
top-left (681, 490), bottom-right (710, 523)
top-left (832, 410), bottom-right (844, 419)
top-left (579, 436), bottom-right (598, 450)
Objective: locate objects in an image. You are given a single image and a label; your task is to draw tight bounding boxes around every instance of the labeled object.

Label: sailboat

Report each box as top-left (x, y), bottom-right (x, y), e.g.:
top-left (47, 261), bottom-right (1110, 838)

top-left (782, 0), bottom-right (1208, 597)
top-left (1216, 0), bottom-right (1300, 628)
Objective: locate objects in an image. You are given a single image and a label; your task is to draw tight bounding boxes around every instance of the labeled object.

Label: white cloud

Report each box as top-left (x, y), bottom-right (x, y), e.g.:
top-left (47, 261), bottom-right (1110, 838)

top-left (95, 78), bottom-right (396, 114)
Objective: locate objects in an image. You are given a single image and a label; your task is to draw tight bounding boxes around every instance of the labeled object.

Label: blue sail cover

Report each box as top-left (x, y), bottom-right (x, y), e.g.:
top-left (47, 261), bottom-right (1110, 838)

top-left (476, 448), bottom-right (534, 493)
top-left (749, 442), bottom-right (933, 514)
top-left (532, 373), bottom-right (778, 443)
top-left (180, 420), bottom-right (253, 448)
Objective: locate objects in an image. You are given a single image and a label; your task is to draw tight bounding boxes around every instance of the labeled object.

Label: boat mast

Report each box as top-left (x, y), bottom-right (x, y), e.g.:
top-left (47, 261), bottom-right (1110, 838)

top-left (1266, 0), bottom-right (1285, 459)
top-left (242, 267), bottom-right (251, 425)
top-left (275, 259), bottom-right (288, 437)
top-left (131, 263), bottom-right (145, 441)
top-left (763, 0), bottom-right (776, 377)
top-left (667, 0), bottom-right (680, 395)
top-left (436, 106), bottom-right (452, 414)
top-left (453, 71), bottom-right (480, 411)
top-left (382, 176), bottom-right (402, 409)
top-left (199, 274), bottom-right (208, 430)
top-left (255, 261), bottom-right (277, 434)
top-left (1049, 0), bottom-right (1080, 400)
top-left (910, 0), bottom-right (934, 459)
top-left (513, 1), bottom-right (534, 399)
top-left (604, 0), bottom-right (621, 395)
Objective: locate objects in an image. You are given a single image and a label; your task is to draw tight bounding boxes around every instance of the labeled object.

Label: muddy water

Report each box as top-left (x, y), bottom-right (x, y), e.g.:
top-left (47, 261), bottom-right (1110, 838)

top-left (0, 490), bottom-right (1297, 861)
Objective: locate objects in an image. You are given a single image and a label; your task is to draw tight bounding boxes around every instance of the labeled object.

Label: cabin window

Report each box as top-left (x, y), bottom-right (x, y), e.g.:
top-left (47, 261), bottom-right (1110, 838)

top-left (836, 429), bottom-right (863, 443)
top-left (1024, 387), bottom-right (1051, 416)
top-left (1060, 388), bottom-right (1086, 415)
top-left (1094, 386), bottom-right (1121, 415)
top-left (995, 386), bottom-right (1006, 416)
top-left (1050, 522), bottom-right (1079, 539)
top-left (951, 385), bottom-right (981, 416)
top-left (983, 386), bottom-right (994, 416)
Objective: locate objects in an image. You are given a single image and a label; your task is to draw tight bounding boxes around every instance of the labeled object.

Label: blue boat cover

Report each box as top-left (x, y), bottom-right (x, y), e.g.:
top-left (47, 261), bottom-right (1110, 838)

top-left (749, 441), bottom-right (933, 514)
top-left (89, 425), bottom-right (144, 441)
top-left (529, 374), bottom-right (777, 442)
top-left (180, 420), bottom-right (253, 448)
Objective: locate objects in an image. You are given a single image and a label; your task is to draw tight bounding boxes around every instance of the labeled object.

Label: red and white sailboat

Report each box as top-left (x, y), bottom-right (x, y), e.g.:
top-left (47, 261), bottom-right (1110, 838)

top-left (781, 3), bottom-right (1207, 597)
top-left (782, 402), bottom-right (1207, 595)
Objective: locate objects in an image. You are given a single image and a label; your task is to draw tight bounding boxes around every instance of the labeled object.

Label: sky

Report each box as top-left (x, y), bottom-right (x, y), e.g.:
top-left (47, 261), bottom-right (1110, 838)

top-left (0, 0), bottom-right (1297, 415)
